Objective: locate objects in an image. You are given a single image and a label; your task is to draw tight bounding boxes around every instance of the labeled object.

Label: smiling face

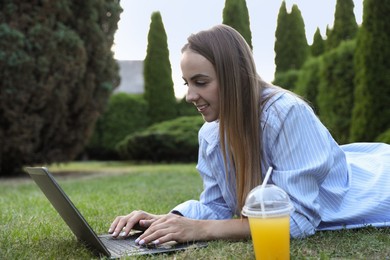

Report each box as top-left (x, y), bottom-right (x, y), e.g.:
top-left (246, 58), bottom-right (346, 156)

top-left (181, 50), bottom-right (220, 122)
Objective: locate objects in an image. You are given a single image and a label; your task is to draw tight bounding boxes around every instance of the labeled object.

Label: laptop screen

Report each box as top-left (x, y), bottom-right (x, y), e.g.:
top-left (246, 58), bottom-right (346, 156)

top-left (25, 167), bottom-right (110, 256)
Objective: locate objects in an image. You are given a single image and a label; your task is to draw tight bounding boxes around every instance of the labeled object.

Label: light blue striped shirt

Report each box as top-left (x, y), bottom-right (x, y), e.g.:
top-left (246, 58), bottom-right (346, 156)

top-left (172, 88), bottom-right (390, 238)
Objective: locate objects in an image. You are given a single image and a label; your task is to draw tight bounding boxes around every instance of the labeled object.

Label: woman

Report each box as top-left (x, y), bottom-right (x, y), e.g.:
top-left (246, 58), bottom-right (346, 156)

top-left (109, 24), bottom-right (390, 244)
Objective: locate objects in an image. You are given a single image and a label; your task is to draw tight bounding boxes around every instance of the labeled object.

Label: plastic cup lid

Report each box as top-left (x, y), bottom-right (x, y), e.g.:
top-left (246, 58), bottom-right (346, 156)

top-left (242, 184), bottom-right (294, 218)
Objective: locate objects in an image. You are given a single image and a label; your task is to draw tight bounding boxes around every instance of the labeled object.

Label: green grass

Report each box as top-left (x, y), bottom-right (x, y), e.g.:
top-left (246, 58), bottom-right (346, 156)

top-left (1, 162), bottom-right (390, 259)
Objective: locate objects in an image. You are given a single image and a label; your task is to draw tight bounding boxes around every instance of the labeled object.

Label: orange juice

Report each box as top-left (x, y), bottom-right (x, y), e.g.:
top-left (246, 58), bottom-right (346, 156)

top-left (248, 215), bottom-right (290, 260)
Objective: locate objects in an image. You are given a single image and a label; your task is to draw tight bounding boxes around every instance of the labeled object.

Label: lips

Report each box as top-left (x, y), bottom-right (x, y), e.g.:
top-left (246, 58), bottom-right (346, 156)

top-left (196, 104), bottom-right (209, 112)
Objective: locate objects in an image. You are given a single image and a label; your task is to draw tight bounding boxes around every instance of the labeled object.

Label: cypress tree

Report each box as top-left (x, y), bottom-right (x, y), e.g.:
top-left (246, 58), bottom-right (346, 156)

top-left (0, 0), bottom-right (121, 176)
top-left (311, 27), bottom-right (325, 57)
top-left (274, 2), bottom-right (309, 86)
top-left (143, 12), bottom-right (176, 124)
top-left (295, 56), bottom-right (323, 112)
top-left (289, 5), bottom-right (309, 69)
top-left (274, 1), bottom-right (289, 73)
top-left (222, 0), bottom-right (252, 49)
top-left (317, 40), bottom-right (356, 144)
top-left (350, 0), bottom-right (390, 141)
top-left (326, 0), bottom-right (358, 50)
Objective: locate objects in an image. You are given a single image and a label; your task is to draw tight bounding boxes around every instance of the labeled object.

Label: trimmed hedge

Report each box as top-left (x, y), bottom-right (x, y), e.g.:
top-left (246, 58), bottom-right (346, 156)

top-left (376, 129), bottom-right (390, 144)
top-left (273, 69), bottom-right (301, 90)
top-left (85, 93), bottom-right (149, 160)
top-left (295, 56), bottom-right (323, 113)
top-left (117, 116), bottom-right (205, 162)
top-left (349, 0), bottom-right (390, 142)
top-left (317, 40), bottom-right (356, 144)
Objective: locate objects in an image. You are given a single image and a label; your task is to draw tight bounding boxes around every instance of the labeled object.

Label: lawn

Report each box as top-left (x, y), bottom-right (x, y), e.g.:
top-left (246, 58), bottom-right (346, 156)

top-left (0, 162), bottom-right (389, 259)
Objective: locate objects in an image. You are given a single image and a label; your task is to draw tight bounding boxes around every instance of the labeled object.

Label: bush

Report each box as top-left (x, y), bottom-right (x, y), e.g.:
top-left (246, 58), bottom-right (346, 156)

top-left (349, 0), bottom-right (390, 142)
top-left (295, 56), bottom-right (323, 113)
top-left (376, 129), bottom-right (390, 144)
top-left (273, 70), bottom-right (301, 90)
top-left (317, 40), bottom-right (356, 144)
top-left (85, 93), bottom-right (149, 160)
top-left (117, 116), bottom-right (204, 162)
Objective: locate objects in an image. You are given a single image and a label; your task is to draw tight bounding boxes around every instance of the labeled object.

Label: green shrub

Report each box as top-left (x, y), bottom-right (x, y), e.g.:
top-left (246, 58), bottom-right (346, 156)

top-left (85, 93), bottom-right (149, 160)
top-left (317, 40), bottom-right (356, 144)
top-left (295, 56), bottom-right (323, 112)
top-left (273, 69), bottom-right (301, 90)
top-left (350, 0), bottom-right (390, 142)
top-left (376, 129), bottom-right (390, 144)
top-left (117, 116), bottom-right (204, 162)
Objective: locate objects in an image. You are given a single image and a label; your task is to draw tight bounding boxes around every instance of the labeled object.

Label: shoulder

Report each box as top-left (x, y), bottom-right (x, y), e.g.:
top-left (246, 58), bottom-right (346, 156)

top-left (261, 87), bottom-right (315, 125)
top-left (260, 87), bottom-right (320, 142)
top-left (262, 86), bottom-right (312, 117)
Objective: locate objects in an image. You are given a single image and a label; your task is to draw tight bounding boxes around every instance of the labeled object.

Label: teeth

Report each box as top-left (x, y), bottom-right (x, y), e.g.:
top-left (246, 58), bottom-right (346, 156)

top-left (197, 104), bottom-right (208, 112)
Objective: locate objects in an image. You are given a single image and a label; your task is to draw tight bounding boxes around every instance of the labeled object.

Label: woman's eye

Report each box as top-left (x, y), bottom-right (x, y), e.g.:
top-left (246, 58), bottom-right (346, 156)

top-left (183, 79), bottom-right (208, 87)
top-left (195, 81), bottom-right (206, 86)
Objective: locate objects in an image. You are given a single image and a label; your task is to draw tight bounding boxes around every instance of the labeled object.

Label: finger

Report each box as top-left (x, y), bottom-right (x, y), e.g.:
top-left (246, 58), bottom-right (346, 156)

top-left (111, 212), bottom-right (138, 237)
top-left (135, 219), bottom-right (176, 245)
top-left (113, 211), bottom-right (151, 237)
top-left (108, 216), bottom-right (124, 234)
top-left (112, 217), bottom-right (130, 237)
top-left (139, 218), bottom-right (156, 228)
top-left (150, 233), bottom-right (177, 246)
top-left (136, 228), bottom-right (170, 246)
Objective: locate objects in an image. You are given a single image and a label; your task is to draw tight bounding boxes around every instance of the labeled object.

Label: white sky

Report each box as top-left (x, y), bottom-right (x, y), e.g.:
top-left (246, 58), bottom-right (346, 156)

top-left (113, 0), bottom-right (363, 98)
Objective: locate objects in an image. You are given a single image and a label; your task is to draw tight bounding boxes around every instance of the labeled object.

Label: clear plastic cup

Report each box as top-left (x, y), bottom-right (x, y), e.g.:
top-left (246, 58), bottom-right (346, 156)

top-left (242, 184), bottom-right (294, 260)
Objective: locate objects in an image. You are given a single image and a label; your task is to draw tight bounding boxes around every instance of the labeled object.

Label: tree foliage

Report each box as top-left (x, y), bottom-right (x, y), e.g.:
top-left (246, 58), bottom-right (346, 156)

top-left (143, 12), bottom-right (177, 125)
top-left (117, 116), bottom-right (204, 162)
top-left (0, 1), bottom-right (121, 176)
top-left (273, 70), bottom-right (301, 91)
top-left (85, 93), bottom-right (149, 160)
top-left (311, 28), bottom-right (325, 57)
top-left (350, 0), bottom-right (390, 141)
top-left (317, 40), bottom-right (356, 144)
top-left (295, 56), bottom-right (323, 113)
top-left (376, 129), bottom-right (390, 144)
top-left (274, 2), bottom-right (309, 76)
top-left (326, 0), bottom-right (358, 50)
top-left (222, 0), bottom-right (252, 49)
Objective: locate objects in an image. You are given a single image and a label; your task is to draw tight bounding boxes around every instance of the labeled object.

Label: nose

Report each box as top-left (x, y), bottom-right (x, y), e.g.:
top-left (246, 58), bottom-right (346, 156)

top-left (185, 86), bottom-right (199, 103)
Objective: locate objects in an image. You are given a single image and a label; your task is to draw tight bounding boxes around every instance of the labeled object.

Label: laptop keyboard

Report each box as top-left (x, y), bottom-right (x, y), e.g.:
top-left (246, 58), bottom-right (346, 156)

top-left (98, 233), bottom-right (206, 257)
top-left (99, 234), bottom-right (147, 256)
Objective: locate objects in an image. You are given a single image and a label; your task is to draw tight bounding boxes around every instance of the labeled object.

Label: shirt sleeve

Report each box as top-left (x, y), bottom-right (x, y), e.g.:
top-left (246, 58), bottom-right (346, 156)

top-left (263, 95), bottom-right (334, 238)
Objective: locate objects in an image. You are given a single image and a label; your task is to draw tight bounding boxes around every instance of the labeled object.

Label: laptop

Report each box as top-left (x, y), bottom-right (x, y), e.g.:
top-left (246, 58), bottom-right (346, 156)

top-left (24, 167), bottom-right (207, 258)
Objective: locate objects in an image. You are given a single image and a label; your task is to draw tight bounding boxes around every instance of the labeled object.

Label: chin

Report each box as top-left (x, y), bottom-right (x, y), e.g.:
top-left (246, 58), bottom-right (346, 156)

top-left (202, 115), bottom-right (218, 122)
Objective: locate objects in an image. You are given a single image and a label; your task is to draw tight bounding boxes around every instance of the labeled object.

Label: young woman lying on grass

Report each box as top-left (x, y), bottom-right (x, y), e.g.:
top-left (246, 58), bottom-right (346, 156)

top-left (109, 24), bottom-right (390, 245)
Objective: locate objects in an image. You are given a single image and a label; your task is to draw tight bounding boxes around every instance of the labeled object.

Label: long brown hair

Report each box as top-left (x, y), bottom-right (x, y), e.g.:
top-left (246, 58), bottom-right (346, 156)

top-left (183, 24), bottom-right (266, 211)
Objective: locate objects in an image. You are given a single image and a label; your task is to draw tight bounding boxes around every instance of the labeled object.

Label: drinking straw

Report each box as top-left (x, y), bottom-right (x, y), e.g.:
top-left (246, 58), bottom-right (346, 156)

top-left (260, 166), bottom-right (273, 217)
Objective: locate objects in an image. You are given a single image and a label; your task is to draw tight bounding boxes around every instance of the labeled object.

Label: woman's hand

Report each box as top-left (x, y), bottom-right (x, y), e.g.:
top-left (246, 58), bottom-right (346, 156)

top-left (134, 213), bottom-right (203, 246)
top-left (108, 210), bottom-right (162, 238)
top-left (109, 211), bottom-right (251, 245)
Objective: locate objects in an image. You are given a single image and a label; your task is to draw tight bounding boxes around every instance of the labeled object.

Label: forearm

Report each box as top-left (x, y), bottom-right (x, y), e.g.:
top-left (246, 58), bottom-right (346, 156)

top-left (196, 218), bottom-right (251, 241)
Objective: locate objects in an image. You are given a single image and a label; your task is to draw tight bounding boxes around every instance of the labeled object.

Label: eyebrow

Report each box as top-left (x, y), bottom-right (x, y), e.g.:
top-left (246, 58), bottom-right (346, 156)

top-left (182, 73), bottom-right (210, 81)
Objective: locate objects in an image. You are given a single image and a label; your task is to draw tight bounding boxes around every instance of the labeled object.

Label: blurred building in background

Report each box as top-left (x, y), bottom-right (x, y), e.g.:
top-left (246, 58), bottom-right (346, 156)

top-left (115, 60), bottom-right (144, 94)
